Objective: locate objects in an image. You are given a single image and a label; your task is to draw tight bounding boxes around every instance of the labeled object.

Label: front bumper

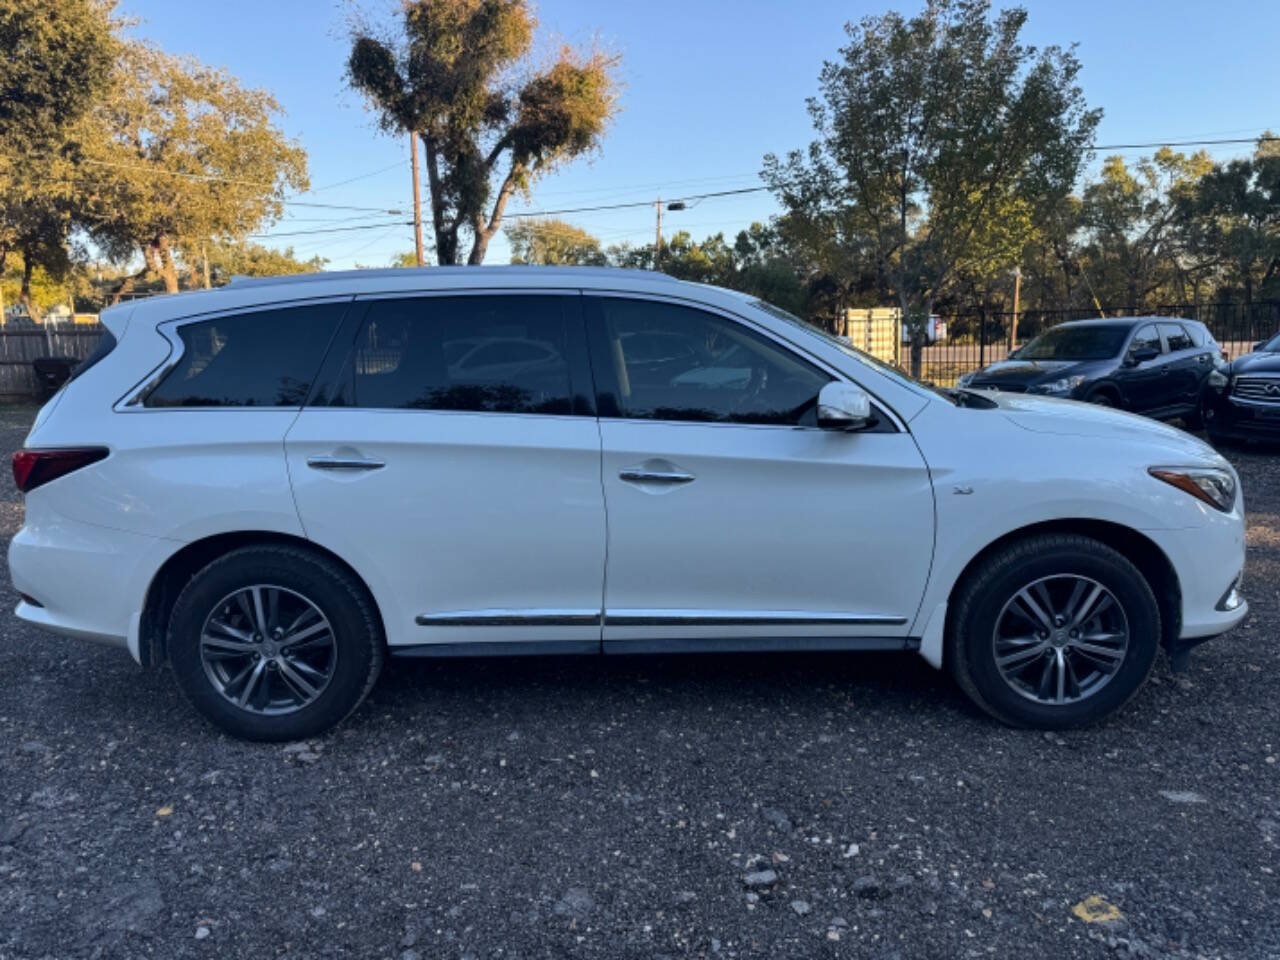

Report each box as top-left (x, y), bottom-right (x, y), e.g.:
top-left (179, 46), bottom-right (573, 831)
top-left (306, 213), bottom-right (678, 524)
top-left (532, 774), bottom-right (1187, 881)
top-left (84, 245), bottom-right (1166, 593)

top-left (1204, 393), bottom-right (1280, 442)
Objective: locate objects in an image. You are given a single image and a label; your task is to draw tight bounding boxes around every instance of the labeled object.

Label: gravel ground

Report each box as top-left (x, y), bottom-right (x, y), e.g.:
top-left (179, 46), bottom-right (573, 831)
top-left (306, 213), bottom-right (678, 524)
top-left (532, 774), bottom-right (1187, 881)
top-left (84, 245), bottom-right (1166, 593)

top-left (0, 406), bottom-right (1276, 960)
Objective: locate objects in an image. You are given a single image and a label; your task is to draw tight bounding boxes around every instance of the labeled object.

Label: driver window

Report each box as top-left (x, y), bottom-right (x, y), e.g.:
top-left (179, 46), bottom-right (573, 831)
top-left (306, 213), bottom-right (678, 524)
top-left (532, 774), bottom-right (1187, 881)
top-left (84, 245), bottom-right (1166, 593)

top-left (1129, 324), bottom-right (1162, 358)
top-left (594, 298), bottom-right (830, 425)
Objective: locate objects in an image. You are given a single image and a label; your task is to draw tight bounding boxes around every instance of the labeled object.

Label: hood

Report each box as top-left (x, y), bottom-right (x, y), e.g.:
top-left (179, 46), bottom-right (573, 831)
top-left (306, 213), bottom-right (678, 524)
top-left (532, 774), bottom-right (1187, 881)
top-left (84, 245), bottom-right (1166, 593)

top-left (966, 358), bottom-right (1101, 386)
top-left (1230, 350), bottom-right (1280, 376)
top-left (990, 392), bottom-right (1225, 465)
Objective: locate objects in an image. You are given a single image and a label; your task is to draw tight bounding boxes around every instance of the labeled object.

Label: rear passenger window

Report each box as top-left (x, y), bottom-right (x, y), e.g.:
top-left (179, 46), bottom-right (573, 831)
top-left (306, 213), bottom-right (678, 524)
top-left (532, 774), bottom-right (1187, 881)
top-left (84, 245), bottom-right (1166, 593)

top-left (1159, 322), bottom-right (1195, 352)
top-left (145, 302), bottom-right (347, 408)
top-left (340, 296), bottom-right (574, 414)
top-left (1129, 324), bottom-right (1162, 356)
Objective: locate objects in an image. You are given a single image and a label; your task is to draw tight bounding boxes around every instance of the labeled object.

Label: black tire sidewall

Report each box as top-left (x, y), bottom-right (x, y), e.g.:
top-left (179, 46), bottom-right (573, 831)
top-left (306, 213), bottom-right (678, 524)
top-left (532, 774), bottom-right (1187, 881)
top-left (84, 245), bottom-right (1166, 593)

top-left (959, 545), bottom-right (1159, 728)
top-left (168, 549), bottom-right (380, 741)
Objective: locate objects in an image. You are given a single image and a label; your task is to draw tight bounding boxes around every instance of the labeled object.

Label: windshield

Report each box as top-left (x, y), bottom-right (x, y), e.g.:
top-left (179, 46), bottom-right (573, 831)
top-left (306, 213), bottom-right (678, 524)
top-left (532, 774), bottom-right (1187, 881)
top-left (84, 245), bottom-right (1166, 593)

top-left (1261, 332), bottom-right (1280, 352)
top-left (1017, 324), bottom-right (1130, 361)
top-left (748, 300), bottom-right (942, 400)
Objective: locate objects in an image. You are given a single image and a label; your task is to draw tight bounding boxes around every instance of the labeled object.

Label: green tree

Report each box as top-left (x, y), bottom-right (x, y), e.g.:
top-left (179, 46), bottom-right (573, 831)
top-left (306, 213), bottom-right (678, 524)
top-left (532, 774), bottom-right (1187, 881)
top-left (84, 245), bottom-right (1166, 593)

top-left (0, 0), bottom-right (117, 320)
top-left (198, 240), bottom-right (327, 286)
top-left (764, 0), bottom-right (1100, 375)
top-left (1176, 136), bottom-right (1280, 304)
top-left (1078, 148), bottom-right (1213, 309)
top-left (507, 218), bottom-right (606, 265)
top-left (82, 43), bottom-right (308, 299)
top-left (347, 0), bottom-right (619, 265)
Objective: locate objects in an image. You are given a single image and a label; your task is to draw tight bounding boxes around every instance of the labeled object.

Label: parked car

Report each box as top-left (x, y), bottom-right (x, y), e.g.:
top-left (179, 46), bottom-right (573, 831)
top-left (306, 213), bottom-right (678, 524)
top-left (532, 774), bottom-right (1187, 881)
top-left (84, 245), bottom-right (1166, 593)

top-left (957, 317), bottom-right (1221, 425)
top-left (9, 268), bottom-right (1247, 740)
top-left (1203, 330), bottom-right (1280, 444)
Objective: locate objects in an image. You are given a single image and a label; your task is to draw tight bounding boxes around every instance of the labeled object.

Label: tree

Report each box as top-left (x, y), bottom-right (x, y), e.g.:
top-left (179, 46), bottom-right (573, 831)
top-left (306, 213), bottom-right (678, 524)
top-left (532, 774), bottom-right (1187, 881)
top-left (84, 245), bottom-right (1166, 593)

top-left (82, 43), bottom-right (308, 299)
top-left (1176, 136), bottom-right (1280, 304)
top-left (0, 0), bottom-right (117, 319)
top-left (1078, 148), bottom-right (1212, 309)
top-left (507, 218), bottom-right (606, 265)
top-left (764, 0), bottom-right (1100, 374)
top-left (347, 0), bottom-right (619, 265)
top-left (197, 240), bottom-right (326, 286)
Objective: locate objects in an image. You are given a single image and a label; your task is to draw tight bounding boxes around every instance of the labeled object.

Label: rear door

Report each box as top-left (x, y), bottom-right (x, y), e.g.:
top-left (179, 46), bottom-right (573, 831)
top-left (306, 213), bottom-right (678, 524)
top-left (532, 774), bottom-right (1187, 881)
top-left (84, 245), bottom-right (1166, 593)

top-left (1157, 321), bottom-right (1202, 408)
top-left (284, 292), bottom-right (606, 651)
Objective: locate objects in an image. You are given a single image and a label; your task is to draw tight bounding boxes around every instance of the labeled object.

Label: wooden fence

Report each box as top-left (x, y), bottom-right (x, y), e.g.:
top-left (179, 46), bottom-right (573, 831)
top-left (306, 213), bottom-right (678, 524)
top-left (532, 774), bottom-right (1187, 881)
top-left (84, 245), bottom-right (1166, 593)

top-left (0, 326), bottom-right (106, 400)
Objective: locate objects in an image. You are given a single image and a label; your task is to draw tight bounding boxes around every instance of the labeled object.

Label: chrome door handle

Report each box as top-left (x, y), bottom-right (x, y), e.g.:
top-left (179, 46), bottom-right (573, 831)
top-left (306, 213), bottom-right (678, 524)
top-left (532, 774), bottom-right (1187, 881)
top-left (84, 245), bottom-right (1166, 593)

top-left (619, 469), bottom-right (695, 485)
top-left (306, 456), bottom-right (385, 471)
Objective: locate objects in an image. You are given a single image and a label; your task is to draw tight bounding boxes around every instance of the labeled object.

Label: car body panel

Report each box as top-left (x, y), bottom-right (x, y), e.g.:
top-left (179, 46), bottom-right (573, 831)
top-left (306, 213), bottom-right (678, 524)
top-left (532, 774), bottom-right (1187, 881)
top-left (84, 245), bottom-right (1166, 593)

top-left (5, 268), bottom-right (1249, 681)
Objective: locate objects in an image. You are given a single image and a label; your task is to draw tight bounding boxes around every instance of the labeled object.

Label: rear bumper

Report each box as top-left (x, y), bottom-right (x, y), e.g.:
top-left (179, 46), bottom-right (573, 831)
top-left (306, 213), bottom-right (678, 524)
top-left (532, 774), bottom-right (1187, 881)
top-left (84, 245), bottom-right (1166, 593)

top-left (8, 512), bottom-right (175, 664)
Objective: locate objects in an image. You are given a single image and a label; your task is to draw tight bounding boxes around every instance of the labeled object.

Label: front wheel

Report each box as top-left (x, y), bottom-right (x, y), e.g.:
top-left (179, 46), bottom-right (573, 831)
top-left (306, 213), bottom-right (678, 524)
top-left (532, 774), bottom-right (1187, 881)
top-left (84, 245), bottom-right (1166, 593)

top-left (947, 534), bottom-right (1160, 729)
top-left (168, 545), bottom-right (385, 741)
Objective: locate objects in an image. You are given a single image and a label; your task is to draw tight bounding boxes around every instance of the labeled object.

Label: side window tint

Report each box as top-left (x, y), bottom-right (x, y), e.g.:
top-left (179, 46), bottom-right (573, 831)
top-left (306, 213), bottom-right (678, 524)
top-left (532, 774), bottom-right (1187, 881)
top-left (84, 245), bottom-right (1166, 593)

top-left (145, 302), bottom-right (346, 407)
top-left (1159, 322), bottom-right (1194, 352)
top-left (1184, 324), bottom-right (1206, 347)
top-left (593, 298), bottom-right (830, 425)
top-left (1129, 325), bottom-right (1162, 356)
top-left (346, 296), bottom-right (574, 414)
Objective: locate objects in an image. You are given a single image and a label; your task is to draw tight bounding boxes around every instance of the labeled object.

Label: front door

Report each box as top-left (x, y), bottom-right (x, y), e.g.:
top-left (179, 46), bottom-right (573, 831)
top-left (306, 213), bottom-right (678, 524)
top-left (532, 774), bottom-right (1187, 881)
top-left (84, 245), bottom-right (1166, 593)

top-left (585, 294), bottom-right (935, 649)
top-left (285, 292), bottom-right (606, 650)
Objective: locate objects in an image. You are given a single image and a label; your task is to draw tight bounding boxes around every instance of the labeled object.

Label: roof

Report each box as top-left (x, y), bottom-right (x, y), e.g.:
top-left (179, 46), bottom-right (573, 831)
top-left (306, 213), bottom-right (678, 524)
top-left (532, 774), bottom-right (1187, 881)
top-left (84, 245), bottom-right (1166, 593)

top-left (225, 264), bottom-right (679, 290)
top-left (1057, 315), bottom-right (1204, 328)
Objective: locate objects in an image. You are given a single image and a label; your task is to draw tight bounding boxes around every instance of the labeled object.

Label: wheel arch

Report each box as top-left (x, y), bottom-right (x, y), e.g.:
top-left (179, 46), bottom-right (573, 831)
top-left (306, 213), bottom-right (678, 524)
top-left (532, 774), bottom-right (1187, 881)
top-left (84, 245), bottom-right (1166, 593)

top-left (138, 531), bottom-right (386, 667)
top-left (942, 519), bottom-right (1181, 666)
top-left (1085, 381), bottom-right (1123, 405)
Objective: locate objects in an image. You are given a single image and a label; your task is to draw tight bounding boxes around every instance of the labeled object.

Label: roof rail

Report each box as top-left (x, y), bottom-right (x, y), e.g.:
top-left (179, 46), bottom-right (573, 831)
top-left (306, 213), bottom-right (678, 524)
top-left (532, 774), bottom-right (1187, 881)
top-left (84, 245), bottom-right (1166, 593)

top-left (225, 265), bottom-right (676, 290)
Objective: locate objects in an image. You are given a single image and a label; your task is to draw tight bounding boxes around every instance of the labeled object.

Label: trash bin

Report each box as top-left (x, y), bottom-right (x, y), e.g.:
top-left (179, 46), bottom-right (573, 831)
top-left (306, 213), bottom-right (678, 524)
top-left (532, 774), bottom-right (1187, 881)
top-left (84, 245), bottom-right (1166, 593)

top-left (32, 356), bottom-right (77, 397)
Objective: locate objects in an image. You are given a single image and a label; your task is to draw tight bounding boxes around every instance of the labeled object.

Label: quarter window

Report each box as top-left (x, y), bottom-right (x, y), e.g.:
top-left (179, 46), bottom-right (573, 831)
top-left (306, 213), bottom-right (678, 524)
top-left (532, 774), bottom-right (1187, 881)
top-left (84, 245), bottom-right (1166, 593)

top-left (590, 297), bottom-right (830, 425)
top-left (145, 302), bottom-right (347, 408)
top-left (342, 295), bottom-right (575, 414)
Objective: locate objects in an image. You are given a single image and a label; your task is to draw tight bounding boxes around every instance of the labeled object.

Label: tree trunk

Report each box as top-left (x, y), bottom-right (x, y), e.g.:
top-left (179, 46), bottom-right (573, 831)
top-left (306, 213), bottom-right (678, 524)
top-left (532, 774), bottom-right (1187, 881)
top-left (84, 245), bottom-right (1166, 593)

top-left (421, 136), bottom-right (455, 265)
top-left (19, 251), bottom-right (42, 324)
top-left (156, 237), bottom-right (179, 293)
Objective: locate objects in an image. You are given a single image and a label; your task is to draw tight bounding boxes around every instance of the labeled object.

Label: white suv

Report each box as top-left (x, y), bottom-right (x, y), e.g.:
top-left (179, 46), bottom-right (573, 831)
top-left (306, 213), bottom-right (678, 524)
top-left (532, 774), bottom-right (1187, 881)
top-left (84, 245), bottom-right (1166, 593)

top-left (8, 267), bottom-right (1248, 740)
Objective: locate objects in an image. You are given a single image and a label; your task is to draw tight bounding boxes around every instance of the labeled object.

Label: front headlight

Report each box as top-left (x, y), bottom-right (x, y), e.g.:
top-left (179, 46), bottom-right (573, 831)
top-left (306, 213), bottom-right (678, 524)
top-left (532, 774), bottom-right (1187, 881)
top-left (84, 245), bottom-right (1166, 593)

top-left (1149, 467), bottom-right (1237, 512)
top-left (956, 372), bottom-right (975, 388)
top-left (1206, 368), bottom-right (1230, 390)
top-left (1031, 375), bottom-right (1087, 395)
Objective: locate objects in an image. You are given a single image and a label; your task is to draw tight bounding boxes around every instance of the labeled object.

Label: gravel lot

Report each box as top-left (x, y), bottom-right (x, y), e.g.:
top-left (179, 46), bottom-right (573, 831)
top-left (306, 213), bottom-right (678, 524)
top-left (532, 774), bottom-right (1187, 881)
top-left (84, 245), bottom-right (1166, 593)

top-left (0, 406), bottom-right (1276, 960)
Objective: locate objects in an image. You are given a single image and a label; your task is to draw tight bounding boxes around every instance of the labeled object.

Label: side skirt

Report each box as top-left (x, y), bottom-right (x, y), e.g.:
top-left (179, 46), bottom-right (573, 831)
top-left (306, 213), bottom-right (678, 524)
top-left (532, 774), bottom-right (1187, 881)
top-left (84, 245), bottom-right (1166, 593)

top-left (389, 637), bottom-right (919, 658)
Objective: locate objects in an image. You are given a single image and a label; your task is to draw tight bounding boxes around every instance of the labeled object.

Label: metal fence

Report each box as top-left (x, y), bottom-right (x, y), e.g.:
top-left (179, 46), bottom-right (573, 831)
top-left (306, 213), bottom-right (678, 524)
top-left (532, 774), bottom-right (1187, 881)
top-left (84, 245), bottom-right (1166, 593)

top-left (919, 302), bottom-right (1280, 386)
top-left (0, 326), bottom-right (106, 400)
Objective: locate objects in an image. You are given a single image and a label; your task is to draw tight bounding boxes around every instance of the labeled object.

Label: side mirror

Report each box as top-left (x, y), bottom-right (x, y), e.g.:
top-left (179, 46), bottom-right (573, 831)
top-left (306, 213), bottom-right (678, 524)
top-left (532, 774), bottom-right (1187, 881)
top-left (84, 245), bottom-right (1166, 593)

top-left (1127, 346), bottom-right (1159, 366)
top-left (817, 381), bottom-right (874, 431)
top-left (1255, 340), bottom-right (1270, 352)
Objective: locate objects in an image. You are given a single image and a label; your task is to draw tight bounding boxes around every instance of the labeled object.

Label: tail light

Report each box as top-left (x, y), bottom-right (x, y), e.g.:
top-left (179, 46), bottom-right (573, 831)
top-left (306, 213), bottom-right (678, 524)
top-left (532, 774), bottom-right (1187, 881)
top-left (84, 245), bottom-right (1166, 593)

top-left (12, 447), bottom-right (109, 493)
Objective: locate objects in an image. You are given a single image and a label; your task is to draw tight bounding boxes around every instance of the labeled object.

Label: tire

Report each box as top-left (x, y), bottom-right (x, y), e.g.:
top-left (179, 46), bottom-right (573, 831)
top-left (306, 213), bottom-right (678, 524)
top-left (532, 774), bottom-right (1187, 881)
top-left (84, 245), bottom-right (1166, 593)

top-left (1084, 387), bottom-right (1117, 408)
top-left (168, 545), bottom-right (385, 741)
top-left (946, 534), bottom-right (1160, 729)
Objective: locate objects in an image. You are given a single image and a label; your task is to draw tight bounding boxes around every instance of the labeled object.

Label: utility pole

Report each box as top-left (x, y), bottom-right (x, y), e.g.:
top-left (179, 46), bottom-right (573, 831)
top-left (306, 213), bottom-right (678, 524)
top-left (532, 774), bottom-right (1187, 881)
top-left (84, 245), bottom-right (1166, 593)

top-left (654, 195), bottom-right (663, 266)
top-left (1009, 265), bottom-right (1022, 354)
top-left (409, 132), bottom-right (425, 267)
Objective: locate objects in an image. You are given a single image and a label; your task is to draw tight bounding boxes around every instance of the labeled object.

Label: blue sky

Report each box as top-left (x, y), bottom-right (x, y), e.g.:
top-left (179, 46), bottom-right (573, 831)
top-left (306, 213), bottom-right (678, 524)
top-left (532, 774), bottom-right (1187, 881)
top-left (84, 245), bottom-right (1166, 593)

top-left (123, 0), bottom-right (1280, 269)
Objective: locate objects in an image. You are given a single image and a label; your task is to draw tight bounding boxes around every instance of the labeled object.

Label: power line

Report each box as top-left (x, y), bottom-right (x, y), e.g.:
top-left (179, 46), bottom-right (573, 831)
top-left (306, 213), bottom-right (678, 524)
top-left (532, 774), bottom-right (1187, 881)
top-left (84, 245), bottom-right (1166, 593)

top-left (248, 220), bottom-right (412, 239)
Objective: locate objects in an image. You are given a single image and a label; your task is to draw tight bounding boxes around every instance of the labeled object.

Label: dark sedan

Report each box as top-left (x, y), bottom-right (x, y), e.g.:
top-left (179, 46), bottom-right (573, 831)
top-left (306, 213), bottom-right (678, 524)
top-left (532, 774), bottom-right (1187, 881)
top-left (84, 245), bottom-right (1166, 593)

top-left (956, 317), bottom-right (1220, 425)
top-left (1204, 331), bottom-right (1280, 444)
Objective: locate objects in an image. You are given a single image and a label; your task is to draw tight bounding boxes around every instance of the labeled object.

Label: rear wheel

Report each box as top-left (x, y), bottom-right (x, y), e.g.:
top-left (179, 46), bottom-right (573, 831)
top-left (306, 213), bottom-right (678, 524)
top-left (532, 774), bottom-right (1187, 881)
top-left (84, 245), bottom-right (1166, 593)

top-left (947, 534), bottom-right (1160, 729)
top-left (168, 545), bottom-right (384, 741)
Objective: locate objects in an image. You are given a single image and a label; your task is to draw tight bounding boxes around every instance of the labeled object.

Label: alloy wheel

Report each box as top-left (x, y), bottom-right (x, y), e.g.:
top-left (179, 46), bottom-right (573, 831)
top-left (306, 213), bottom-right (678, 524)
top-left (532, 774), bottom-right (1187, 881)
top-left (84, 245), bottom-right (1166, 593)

top-left (991, 574), bottom-right (1130, 705)
top-left (199, 585), bottom-right (337, 715)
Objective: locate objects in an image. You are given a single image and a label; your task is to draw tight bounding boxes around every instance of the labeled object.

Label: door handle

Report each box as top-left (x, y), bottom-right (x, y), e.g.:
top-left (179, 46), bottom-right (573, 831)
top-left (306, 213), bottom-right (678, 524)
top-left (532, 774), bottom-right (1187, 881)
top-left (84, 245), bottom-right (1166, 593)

top-left (619, 469), bottom-right (695, 485)
top-left (306, 455), bottom-right (385, 471)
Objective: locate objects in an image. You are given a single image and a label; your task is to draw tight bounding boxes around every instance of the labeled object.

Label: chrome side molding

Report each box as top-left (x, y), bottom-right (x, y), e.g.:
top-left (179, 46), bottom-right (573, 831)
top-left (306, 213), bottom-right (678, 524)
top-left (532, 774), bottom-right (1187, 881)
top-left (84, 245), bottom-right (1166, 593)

top-left (414, 609), bottom-right (907, 628)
